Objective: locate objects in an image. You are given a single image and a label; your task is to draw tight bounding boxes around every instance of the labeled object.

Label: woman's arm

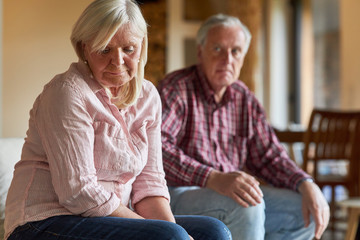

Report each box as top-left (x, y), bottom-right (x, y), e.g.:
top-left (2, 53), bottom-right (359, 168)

top-left (135, 197), bottom-right (194, 240)
top-left (109, 203), bottom-right (144, 219)
top-left (36, 79), bottom-right (120, 217)
top-left (134, 196), bottom-right (175, 222)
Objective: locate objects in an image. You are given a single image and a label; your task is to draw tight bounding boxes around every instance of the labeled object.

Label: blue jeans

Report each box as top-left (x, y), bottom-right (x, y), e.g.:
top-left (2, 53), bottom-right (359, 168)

top-left (8, 215), bottom-right (232, 240)
top-left (169, 186), bottom-right (316, 240)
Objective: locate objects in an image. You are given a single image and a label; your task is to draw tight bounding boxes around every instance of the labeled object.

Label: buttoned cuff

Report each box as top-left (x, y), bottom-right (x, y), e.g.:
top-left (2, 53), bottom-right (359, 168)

top-left (296, 178), bottom-right (314, 192)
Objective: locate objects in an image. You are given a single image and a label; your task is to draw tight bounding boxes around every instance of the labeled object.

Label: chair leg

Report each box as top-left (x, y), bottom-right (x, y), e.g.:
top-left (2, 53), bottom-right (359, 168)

top-left (345, 208), bottom-right (360, 240)
top-left (330, 186), bottom-right (336, 230)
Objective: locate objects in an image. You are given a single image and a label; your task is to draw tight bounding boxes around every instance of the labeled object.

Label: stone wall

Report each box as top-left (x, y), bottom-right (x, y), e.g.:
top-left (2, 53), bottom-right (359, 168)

top-left (140, 0), bottom-right (167, 86)
top-left (228, 0), bottom-right (262, 92)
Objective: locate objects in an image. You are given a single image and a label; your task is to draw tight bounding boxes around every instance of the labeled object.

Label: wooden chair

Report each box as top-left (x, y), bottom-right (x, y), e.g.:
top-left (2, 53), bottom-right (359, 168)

top-left (302, 109), bottom-right (360, 230)
top-left (274, 127), bottom-right (305, 165)
top-left (338, 197), bottom-right (360, 240)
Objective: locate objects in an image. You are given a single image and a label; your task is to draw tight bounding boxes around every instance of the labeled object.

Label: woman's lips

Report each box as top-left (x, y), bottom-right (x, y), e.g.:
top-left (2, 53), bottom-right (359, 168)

top-left (106, 71), bottom-right (126, 77)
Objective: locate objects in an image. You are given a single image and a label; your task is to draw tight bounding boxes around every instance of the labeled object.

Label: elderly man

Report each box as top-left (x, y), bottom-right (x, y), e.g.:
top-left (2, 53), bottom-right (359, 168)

top-left (158, 14), bottom-right (329, 240)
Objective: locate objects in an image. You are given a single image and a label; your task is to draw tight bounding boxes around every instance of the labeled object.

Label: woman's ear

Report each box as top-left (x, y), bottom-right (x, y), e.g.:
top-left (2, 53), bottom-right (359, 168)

top-left (78, 42), bottom-right (86, 61)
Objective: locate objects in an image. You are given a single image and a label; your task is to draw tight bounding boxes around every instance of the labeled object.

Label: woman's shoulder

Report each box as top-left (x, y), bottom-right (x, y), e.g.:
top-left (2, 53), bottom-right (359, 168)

top-left (141, 79), bottom-right (159, 99)
top-left (38, 63), bottom-right (94, 108)
top-left (45, 62), bottom-right (94, 95)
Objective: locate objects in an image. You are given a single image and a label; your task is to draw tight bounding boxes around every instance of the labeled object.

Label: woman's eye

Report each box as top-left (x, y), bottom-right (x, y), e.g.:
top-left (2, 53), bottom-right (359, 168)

top-left (124, 46), bottom-right (135, 53)
top-left (101, 48), bottom-right (110, 54)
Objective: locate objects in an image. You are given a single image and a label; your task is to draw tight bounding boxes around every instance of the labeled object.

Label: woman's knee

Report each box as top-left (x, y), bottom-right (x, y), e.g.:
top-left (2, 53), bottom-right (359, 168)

top-left (152, 221), bottom-right (190, 239)
top-left (175, 215), bottom-right (232, 240)
top-left (199, 216), bottom-right (232, 239)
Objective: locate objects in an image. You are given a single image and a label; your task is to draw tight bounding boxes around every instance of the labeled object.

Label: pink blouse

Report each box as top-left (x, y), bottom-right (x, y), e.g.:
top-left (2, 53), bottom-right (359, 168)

top-left (4, 61), bottom-right (169, 239)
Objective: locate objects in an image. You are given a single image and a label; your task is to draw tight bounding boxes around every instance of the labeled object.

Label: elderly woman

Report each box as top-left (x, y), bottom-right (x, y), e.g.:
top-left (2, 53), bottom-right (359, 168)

top-left (3, 0), bottom-right (231, 239)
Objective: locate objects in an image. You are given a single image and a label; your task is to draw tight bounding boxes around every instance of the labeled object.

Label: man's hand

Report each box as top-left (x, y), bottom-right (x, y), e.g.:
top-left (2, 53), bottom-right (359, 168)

top-left (206, 170), bottom-right (263, 207)
top-left (298, 180), bottom-right (330, 239)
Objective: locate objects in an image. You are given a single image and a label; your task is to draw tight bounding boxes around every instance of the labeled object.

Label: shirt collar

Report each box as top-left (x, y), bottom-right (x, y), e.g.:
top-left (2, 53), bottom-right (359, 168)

top-left (76, 60), bottom-right (104, 94)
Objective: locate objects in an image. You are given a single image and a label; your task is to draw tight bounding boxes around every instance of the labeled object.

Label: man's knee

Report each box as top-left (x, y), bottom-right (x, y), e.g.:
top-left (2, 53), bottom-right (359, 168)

top-left (227, 200), bottom-right (266, 225)
top-left (224, 201), bottom-right (266, 240)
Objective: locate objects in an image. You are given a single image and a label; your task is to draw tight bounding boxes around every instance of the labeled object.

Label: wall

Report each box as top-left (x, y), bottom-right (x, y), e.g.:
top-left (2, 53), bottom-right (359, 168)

top-left (0, 0), bottom-right (2, 136)
top-left (2, 0), bottom-right (92, 137)
top-left (1, 0), bottom-right (360, 137)
top-left (141, 0), bottom-right (166, 86)
top-left (1, 0), bottom-right (167, 137)
top-left (264, 0), bottom-right (291, 128)
top-left (340, 0), bottom-right (360, 109)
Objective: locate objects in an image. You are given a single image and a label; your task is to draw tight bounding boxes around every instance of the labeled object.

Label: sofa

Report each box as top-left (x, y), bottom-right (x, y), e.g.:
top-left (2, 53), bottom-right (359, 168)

top-left (0, 138), bottom-right (24, 239)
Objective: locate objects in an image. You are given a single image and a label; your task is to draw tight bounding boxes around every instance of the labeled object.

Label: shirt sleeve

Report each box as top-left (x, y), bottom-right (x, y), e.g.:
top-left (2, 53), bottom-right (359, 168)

top-left (244, 100), bottom-right (311, 191)
top-left (35, 80), bottom-right (120, 217)
top-left (158, 80), bottom-right (213, 187)
top-left (131, 83), bottom-right (170, 206)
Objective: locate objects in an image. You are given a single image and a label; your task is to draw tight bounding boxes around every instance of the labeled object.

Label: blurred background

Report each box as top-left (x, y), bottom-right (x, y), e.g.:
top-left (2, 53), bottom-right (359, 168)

top-left (1, 0), bottom-right (359, 137)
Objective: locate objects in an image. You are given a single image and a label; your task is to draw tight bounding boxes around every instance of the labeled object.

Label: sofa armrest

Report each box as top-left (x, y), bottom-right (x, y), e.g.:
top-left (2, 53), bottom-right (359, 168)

top-left (0, 138), bottom-right (24, 238)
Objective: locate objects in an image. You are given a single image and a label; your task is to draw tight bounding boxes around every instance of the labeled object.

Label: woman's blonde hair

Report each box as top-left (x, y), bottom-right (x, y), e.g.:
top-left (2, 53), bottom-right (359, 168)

top-left (71, 0), bottom-right (148, 108)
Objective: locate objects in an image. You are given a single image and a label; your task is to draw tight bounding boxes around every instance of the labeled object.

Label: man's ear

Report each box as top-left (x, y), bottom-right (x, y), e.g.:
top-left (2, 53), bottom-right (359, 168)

top-left (197, 45), bottom-right (202, 63)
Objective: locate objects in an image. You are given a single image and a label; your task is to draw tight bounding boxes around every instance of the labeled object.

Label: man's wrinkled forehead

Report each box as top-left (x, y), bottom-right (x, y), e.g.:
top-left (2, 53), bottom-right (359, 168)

top-left (204, 25), bottom-right (246, 45)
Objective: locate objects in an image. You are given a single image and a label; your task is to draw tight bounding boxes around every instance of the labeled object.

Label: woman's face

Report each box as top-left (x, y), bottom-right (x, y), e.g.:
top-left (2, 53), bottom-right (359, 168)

top-left (83, 24), bottom-right (143, 91)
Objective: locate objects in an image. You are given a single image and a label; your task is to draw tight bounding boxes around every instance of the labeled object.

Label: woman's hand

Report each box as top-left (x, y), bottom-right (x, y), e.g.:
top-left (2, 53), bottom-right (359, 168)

top-left (134, 196), bottom-right (176, 222)
top-left (109, 203), bottom-right (144, 219)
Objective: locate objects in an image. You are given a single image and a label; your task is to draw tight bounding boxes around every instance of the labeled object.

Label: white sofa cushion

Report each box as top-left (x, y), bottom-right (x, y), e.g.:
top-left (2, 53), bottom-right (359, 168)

top-left (0, 138), bottom-right (24, 238)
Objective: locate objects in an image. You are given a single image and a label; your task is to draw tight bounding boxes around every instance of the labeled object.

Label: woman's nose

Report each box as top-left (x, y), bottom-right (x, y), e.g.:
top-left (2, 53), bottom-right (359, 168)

top-left (112, 49), bottom-right (125, 66)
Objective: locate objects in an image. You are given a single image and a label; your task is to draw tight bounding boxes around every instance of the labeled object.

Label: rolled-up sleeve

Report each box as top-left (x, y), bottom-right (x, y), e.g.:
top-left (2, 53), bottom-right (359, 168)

top-left (245, 102), bottom-right (311, 191)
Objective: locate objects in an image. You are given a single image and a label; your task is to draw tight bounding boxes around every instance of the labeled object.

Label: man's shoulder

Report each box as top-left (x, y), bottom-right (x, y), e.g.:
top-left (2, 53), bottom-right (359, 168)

top-left (231, 80), bottom-right (251, 93)
top-left (230, 80), bottom-right (263, 110)
top-left (158, 65), bottom-right (197, 91)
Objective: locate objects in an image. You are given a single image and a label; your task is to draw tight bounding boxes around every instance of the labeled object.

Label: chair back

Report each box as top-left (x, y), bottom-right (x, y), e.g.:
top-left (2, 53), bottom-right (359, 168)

top-left (303, 109), bottom-right (360, 197)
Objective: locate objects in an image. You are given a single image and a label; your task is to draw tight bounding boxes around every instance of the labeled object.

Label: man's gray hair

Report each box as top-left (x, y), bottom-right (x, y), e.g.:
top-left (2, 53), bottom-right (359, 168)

top-left (196, 14), bottom-right (252, 54)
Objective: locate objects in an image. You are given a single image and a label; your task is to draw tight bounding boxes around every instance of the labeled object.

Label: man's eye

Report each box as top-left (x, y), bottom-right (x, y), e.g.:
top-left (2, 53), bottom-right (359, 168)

top-left (214, 47), bottom-right (221, 52)
top-left (232, 48), bottom-right (242, 57)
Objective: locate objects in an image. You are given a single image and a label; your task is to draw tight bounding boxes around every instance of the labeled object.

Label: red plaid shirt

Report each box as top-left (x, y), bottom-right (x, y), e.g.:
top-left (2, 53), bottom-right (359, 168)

top-left (158, 65), bottom-right (310, 191)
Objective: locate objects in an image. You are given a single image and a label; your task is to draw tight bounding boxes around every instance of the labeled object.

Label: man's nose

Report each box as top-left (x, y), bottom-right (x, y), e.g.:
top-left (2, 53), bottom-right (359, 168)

top-left (223, 50), bottom-right (233, 64)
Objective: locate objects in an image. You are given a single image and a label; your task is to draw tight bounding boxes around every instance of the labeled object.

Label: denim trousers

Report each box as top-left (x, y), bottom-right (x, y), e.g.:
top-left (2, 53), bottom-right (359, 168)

top-left (8, 215), bottom-right (232, 240)
top-left (169, 185), bottom-right (316, 240)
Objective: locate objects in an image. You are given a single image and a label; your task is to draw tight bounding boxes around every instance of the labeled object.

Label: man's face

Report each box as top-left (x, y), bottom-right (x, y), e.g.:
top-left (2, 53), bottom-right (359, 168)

top-left (198, 25), bottom-right (247, 97)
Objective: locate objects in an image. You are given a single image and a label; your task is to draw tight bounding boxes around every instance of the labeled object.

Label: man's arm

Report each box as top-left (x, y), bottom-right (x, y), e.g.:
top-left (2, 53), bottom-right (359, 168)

top-left (298, 180), bottom-right (330, 239)
top-left (247, 101), bottom-right (329, 238)
top-left (244, 99), bottom-right (312, 190)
